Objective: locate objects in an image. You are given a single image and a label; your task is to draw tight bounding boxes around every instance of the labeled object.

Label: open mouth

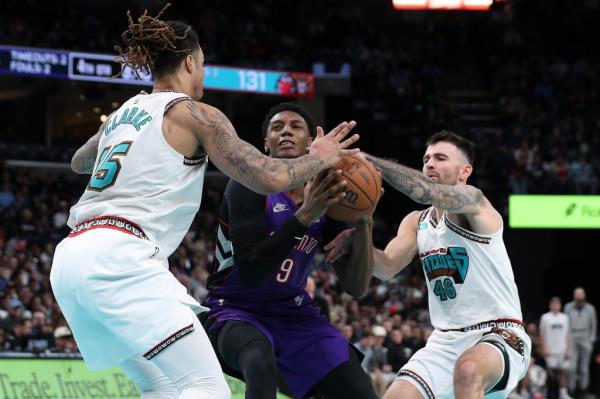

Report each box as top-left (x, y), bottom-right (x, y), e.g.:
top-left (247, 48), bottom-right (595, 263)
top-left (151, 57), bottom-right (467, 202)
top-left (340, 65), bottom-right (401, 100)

top-left (278, 140), bottom-right (295, 149)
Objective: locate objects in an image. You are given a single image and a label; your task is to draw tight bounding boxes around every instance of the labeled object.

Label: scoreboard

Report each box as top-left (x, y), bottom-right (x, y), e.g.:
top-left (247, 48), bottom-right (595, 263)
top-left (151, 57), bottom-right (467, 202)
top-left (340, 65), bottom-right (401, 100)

top-left (0, 46), bottom-right (68, 78)
top-left (392, 0), bottom-right (493, 10)
top-left (0, 45), bottom-right (314, 98)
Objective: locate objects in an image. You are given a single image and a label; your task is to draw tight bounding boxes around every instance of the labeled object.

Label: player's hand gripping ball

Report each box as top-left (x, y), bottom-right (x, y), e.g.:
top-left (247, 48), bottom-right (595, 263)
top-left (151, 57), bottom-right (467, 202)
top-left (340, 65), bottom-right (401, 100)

top-left (326, 155), bottom-right (382, 222)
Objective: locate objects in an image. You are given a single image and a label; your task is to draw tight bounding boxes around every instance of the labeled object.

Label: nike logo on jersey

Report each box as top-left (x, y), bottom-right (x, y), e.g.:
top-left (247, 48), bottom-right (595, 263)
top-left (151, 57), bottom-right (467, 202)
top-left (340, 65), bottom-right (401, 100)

top-left (273, 203), bottom-right (290, 213)
top-left (294, 294), bottom-right (304, 306)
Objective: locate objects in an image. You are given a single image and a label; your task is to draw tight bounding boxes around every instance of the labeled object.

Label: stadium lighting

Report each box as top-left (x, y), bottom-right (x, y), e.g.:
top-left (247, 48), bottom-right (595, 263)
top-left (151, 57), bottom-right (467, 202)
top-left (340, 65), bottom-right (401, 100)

top-left (392, 0), bottom-right (493, 10)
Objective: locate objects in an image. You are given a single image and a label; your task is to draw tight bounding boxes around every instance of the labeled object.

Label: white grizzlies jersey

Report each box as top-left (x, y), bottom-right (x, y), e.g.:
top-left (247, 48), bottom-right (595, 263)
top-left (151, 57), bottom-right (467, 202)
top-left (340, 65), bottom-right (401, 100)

top-left (416, 207), bottom-right (523, 330)
top-left (539, 312), bottom-right (569, 354)
top-left (68, 91), bottom-right (207, 257)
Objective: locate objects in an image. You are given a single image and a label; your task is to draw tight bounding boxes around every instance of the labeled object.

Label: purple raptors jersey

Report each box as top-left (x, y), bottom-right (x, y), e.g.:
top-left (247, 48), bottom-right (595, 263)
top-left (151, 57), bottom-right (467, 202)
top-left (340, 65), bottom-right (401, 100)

top-left (202, 180), bottom-right (354, 398)
top-left (207, 191), bottom-right (325, 314)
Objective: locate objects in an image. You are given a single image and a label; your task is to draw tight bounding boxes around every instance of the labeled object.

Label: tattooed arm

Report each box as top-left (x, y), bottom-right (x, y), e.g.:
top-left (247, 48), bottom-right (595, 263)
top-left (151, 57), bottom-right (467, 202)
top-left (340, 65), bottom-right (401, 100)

top-left (365, 154), bottom-right (502, 234)
top-left (71, 129), bottom-right (103, 174)
top-left (168, 101), bottom-right (359, 194)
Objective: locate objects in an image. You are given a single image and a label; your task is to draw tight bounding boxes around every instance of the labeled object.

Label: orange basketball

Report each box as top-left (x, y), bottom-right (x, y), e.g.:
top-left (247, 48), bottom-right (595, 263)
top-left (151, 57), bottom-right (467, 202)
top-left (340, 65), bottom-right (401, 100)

top-left (326, 155), bottom-right (382, 222)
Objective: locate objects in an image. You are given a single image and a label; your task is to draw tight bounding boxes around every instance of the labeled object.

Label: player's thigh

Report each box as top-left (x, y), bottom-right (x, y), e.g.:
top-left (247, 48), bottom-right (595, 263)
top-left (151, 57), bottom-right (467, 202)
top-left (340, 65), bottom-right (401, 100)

top-left (216, 320), bottom-right (275, 372)
top-left (474, 328), bottom-right (530, 399)
top-left (455, 342), bottom-right (504, 390)
top-left (84, 257), bottom-right (202, 358)
top-left (312, 346), bottom-right (377, 399)
top-left (51, 281), bottom-right (134, 370)
top-left (150, 311), bottom-right (229, 394)
top-left (383, 379), bottom-right (425, 399)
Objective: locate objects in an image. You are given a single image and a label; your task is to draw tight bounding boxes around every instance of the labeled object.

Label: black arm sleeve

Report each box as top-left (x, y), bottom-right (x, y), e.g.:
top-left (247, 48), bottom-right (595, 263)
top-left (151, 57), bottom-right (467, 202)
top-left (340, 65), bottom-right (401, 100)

top-left (321, 218), bottom-right (351, 249)
top-left (226, 180), bottom-right (309, 287)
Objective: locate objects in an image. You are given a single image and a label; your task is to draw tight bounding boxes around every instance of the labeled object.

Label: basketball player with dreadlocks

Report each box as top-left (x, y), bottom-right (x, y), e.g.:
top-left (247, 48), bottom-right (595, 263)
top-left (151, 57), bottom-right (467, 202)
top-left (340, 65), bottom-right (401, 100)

top-left (49, 5), bottom-right (359, 399)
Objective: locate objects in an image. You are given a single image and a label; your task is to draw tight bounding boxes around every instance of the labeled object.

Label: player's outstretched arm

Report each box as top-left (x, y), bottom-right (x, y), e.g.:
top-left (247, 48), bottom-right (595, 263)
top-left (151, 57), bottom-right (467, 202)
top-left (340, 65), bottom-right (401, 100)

top-left (365, 154), bottom-right (502, 234)
top-left (183, 101), bottom-right (359, 194)
top-left (373, 211), bottom-right (420, 281)
top-left (331, 216), bottom-right (374, 297)
top-left (70, 120), bottom-right (108, 174)
top-left (365, 154), bottom-right (485, 214)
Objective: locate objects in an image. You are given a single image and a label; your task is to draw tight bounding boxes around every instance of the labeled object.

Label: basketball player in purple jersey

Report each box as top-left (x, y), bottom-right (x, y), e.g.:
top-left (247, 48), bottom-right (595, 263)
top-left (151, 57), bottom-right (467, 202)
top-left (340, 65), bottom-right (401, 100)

top-left (201, 103), bottom-right (379, 399)
top-left (51, 5), bottom-right (360, 398)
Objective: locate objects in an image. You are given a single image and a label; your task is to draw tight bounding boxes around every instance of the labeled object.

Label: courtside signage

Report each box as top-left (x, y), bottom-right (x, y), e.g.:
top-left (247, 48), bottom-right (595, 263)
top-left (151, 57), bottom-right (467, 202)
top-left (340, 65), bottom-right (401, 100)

top-left (509, 195), bottom-right (600, 229)
top-left (0, 358), bottom-right (289, 399)
top-left (0, 44), bottom-right (314, 97)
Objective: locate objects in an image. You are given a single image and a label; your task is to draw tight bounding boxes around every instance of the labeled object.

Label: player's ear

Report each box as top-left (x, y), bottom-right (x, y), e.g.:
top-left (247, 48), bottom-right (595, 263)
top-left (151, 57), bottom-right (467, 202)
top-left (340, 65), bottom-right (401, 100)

top-left (460, 163), bottom-right (473, 182)
top-left (264, 137), bottom-right (270, 153)
top-left (184, 54), bottom-right (194, 73)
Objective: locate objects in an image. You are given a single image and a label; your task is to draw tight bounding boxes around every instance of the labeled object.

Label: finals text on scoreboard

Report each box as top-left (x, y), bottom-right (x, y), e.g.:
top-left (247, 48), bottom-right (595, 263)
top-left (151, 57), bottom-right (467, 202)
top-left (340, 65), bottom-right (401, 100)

top-left (0, 45), bottom-right (314, 98)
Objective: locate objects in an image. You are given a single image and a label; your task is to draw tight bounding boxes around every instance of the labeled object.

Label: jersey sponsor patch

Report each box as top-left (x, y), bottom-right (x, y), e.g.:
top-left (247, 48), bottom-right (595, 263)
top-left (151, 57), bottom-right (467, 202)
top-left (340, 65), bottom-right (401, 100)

top-left (418, 221), bottom-right (429, 230)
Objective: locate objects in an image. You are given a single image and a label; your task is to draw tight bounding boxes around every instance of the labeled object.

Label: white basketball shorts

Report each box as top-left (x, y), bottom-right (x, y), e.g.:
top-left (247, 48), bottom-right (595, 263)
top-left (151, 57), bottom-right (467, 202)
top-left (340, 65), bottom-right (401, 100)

top-left (545, 353), bottom-right (570, 370)
top-left (50, 218), bottom-right (208, 370)
top-left (397, 322), bottom-right (531, 399)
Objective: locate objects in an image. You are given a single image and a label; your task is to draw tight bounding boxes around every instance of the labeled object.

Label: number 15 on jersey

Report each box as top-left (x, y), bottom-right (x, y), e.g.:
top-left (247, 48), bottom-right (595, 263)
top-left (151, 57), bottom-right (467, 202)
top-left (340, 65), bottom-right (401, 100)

top-left (88, 141), bottom-right (132, 192)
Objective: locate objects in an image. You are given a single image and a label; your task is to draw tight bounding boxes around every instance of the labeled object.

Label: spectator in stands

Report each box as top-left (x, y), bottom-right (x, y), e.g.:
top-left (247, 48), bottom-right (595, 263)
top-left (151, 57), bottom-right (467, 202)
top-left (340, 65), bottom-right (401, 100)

top-left (50, 326), bottom-right (76, 353)
top-left (0, 328), bottom-right (9, 351)
top-left (528, 357), bottom-right (548, 399)
top-left (0, 297), bottom-right (26, 331)
top-left (0, 183), bottom-right (15, 209)
top-left (341, 324), bottom-right (355, 343)
top-left (386, 328), bottom-right (412, 372)
top-left (52, 200), bottom-right (69, 230)
top-left (369, 325), bottom-right (394, 397)
top-left (564, 287), bottom-right (597, 396)
top-left (540, 297), bottom-right (572, 399)
top-left (6, 317), bottom-right (32, 351)
top-left (570, 156), bottom-right (598, 194)
top-left (547, 154), bottom-right (572, 194)
top-left (369, 325), bottom-right (390, 373)
top-left (355, 331), bottom-right (375, 371)
top-left (27, 310), bottom-right (52, 352)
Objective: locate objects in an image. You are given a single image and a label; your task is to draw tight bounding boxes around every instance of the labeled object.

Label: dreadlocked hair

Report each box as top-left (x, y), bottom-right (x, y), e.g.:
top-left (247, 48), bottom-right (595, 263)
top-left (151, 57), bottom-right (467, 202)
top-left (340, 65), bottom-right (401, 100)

top-left (114, 3), bottom-right (200, 79)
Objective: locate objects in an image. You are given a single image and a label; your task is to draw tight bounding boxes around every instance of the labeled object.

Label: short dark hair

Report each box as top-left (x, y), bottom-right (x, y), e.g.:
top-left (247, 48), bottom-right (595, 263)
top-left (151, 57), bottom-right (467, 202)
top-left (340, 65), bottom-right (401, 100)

top-left (261, 102), bottom-right (316, 138)
top-left (426, 130), bottom-right (475, 164)
top-left (115, 4), bottom-right (200, 79)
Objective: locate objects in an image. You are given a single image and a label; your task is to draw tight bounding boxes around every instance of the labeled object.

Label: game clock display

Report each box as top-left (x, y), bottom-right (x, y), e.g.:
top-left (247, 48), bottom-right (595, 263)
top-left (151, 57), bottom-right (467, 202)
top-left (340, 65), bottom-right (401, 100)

top-left (0, 45), bottom-right (314, 98)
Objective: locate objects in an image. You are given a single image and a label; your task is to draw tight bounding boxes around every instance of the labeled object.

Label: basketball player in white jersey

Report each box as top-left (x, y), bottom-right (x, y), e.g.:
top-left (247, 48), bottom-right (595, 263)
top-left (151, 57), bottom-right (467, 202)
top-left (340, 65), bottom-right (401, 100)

top-left (50, 5), bottom-right (359, 399)
top-left (326, 131), bottom-right (530, 399)
top-left (367, 131), bottom-right (531, 399)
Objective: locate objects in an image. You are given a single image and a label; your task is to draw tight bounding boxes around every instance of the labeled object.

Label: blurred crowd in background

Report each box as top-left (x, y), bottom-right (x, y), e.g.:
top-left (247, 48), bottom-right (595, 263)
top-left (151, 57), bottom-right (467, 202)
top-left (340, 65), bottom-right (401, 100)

top-left (1, 0), bottom-right (600, 398)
